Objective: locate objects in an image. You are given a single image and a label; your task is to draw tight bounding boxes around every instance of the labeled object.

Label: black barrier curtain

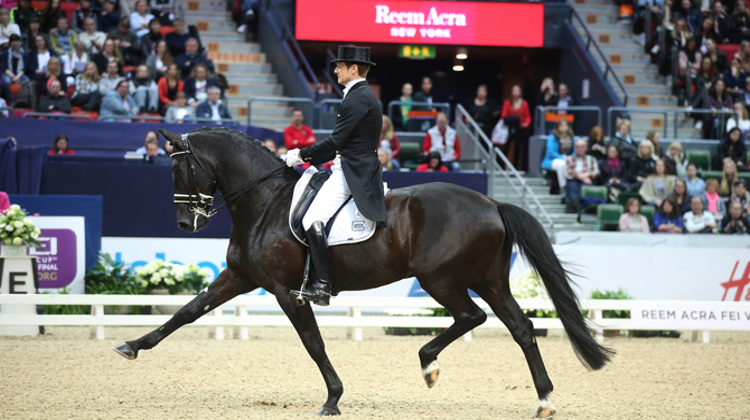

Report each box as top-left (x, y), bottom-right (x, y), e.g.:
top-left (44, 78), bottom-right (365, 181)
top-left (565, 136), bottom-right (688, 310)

top-left (0, 139), bottom-right (47, 194)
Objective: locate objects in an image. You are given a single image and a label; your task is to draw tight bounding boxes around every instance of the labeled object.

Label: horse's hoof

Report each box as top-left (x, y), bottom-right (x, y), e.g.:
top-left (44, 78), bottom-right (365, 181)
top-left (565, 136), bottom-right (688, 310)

top-left (422, 361), bottom-right (440, 389)
top-left (112, 342), bottom-right (138, 360)
top-left (316, 405), bottom-right (341, 416)
top-left (535, 398), bottom-right (556, 418)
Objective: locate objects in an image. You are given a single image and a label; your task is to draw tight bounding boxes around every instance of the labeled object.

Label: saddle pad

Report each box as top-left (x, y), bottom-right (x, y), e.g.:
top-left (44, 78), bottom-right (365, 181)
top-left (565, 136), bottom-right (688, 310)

top-left (289, 167), bottom-right (388, 246)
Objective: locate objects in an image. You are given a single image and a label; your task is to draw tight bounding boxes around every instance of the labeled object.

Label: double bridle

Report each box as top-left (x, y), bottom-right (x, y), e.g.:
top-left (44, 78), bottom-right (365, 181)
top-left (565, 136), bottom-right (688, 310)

top-left (170, 133), bottom-right (285, 226)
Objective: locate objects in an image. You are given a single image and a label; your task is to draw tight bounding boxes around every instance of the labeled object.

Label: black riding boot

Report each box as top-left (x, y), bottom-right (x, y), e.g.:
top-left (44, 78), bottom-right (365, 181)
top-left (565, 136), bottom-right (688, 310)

top-left (298, 221), bottom-right (332, 306)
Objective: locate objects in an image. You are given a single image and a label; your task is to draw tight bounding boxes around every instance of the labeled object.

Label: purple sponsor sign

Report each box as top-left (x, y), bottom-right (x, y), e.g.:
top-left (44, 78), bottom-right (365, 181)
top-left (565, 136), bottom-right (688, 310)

top-left (30, 229), bottom-right (77, 289)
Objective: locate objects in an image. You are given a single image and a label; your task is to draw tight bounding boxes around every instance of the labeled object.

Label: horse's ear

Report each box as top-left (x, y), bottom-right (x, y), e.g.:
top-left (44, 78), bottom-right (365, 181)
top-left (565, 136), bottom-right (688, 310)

top-left (158, 129), bottom-right (183, 147)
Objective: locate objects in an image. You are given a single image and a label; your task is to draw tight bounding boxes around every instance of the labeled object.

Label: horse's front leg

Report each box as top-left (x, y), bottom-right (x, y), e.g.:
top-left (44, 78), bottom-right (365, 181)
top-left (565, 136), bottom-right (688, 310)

top-left (276, 293), bottom-right (344, 416)
top-left (113, 268), bottom-right (256, 360)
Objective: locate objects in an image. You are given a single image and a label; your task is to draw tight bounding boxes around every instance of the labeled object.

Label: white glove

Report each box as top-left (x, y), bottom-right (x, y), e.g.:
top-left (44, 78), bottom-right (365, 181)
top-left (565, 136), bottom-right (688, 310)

top-left (285, 148), bottom-right (304, 167)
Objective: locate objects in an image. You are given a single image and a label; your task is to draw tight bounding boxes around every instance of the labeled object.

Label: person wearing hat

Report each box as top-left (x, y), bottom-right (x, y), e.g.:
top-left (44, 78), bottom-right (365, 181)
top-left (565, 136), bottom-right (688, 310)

top-left (730, 178), bottom-right (750, 219)
top-left (286, 45), bottom-right (385, 306)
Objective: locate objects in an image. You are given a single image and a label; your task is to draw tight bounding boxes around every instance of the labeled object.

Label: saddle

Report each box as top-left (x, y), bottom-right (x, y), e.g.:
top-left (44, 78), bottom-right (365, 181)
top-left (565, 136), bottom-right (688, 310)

top-left (289, 167), bottom-right (383, 247)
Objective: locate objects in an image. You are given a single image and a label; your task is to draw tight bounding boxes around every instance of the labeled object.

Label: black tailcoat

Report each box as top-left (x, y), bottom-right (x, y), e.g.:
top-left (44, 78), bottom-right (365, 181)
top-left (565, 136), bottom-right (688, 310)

top-left (299, 80), bottom-right (386, 226)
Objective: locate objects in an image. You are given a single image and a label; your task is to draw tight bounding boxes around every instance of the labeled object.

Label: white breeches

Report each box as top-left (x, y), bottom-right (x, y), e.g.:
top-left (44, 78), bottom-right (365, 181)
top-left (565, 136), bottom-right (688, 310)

top-left (550, 158), bottom-right (567, 189)
top-left (302, 159), bottom-right (351, 231)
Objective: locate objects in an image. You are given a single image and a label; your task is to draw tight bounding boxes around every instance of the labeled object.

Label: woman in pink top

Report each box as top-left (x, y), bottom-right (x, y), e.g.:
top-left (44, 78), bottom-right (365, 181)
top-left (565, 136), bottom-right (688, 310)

top-left (618, 197), bottom-right (650, 233)
top-left (0, 191), bottom-right (10, 214)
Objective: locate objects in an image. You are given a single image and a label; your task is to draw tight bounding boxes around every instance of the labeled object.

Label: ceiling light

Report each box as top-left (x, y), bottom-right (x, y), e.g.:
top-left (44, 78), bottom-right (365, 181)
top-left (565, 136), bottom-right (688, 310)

top-left (456, 53), bottom-right (467, 60)
top-left (452, 65), bottom-right (464, 71)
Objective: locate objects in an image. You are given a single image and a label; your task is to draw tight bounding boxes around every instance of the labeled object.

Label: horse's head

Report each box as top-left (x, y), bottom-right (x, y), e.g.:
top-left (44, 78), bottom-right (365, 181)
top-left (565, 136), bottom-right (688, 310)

top-left (159, 128), bottom-right (217, 232)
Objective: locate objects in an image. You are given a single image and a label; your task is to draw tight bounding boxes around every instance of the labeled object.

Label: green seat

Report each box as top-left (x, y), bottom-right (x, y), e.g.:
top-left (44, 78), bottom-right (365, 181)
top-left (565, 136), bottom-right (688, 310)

top-left (640, 205), bottom-right (656, 231)
top-left (399, 142), bottom-right (422, 166)
top-left (581, 185), bottom-right (608, 201)
top-left (596, 204), bottom-right (624, 231)
top-left (739, 171), bottom-right (750, 180)
top-left (686, 149), bottom-right (712, 170)
top-left (698, 170), bottom-right (722, 181)
top-left (747, 151), bottom-right (750, 164)
top-left (617, 191), bottom-right (643, 207)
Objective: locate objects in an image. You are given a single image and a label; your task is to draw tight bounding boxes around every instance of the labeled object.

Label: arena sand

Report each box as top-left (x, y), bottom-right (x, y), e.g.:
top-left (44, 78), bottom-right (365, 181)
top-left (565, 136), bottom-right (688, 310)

top-left (2, 326), bottom-right (749, 419)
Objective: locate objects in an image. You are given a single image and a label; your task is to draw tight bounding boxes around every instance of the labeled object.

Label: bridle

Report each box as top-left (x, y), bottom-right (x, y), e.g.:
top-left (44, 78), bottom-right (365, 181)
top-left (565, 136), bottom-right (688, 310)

top-left (170, 133), bottom-right (285, 228)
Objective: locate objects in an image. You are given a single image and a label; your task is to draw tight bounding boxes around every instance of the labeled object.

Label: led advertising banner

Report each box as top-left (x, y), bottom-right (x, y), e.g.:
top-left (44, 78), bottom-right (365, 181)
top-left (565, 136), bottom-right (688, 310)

top-left (295, 0), bottom-right (544, 47)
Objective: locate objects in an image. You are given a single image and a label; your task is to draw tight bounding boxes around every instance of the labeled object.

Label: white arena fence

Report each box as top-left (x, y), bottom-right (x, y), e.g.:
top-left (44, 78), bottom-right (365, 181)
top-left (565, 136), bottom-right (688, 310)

top-left (1, 294), bottom-right (748, 343)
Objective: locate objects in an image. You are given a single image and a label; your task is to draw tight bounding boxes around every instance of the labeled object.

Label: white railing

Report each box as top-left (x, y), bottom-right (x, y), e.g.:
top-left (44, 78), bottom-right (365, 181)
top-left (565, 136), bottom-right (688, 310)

top-left (1, 294), bottom-right (734, 343)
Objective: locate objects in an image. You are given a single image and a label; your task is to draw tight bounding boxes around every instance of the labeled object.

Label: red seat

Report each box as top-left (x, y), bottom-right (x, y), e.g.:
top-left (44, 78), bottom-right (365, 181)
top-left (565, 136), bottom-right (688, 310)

top-left (71, 110), bottom-right (99, 121)
top-left (135, 112), bottom-right (162, 123)
top-left (12, 108), bottom-right (34, 118)
top-left (9, 83), bottom-right (22, 99)
top-left (159, 26), bottom-right (175, 37)
top-left (718, 43), bottom-right (740, 59)
top-left (31, 1), bottom-right (77, 24)
top-left (122, 65), bottom-right (139, 74)
top-left (67, 86), bottom-right (75, 99)
top-left (71, 106), bottom-right (83, 112)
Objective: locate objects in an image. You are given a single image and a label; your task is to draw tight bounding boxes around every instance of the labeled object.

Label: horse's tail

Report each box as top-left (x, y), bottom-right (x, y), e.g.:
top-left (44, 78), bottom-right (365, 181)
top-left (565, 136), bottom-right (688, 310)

top-left (497, 203), bottom-right (614, 371)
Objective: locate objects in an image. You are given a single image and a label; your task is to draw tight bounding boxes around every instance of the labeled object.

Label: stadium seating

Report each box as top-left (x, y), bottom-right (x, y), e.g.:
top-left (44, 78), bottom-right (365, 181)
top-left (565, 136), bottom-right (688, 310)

top-left (596, 204), bottom-right (623, 231)
top-left (617, 191), bottom-right (642, 207)
top-left (686, 150), bottom-right (712, 170)
top-left (640, 205), bottom-right (656, 231)
top-left (399, 142), bottom-right (422, 169)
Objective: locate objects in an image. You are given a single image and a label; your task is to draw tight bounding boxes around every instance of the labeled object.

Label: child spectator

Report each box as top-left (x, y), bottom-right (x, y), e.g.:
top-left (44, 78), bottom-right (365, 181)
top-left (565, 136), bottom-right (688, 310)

top-left (416, 151), bottom-right (448, 172)
top-left (145, 39), bottom-right (171, 80)
top-left (380, 115), bottom-right (401, 162)
top-left (36, 78), bottom-right (71, 113)
top-left (702, 178), bottom-right (727, 219)
top-left (423, 112), bottom-right (461, 171)
top-left (92, 38), bottom-right (124, 76)
top-left (669, 178), bottom-right (692, 214)
top-left (685, 162), bottom-right (706, 196)
top-left (663, 141), bottom-right (688, 178)
top-left (619, 197), bottom-right (650, 233)
top-left (48, 133), bottom-right (74, 155)
top-left (654, 198), bottom-right (684, 233)
top-left (78, 17), bottom-right (106, 55)
top-left (49, 15), bottom-right (77, 56)
top-left (98, 60), bottom-right (123, 93)
top-left (720, 160), bottom-right (739, 201)
top-left (685, 196), bottom-right (718, 233)
top-left (609, 119), bottom-right (637, 162)
top-left (721, 201), bottom-right (750, 234)
top-left (600, 144), bottom-right (629, 202)
top-left (541, 119), bottom-right (574, 193)
top-left (718, 125), bottom-right (748, 170)
top-left (184, 63), bottom-right (218, 106)
top-left (158, 62), bottom-right (182, 111)
top-left (640, 159), bottom-right (676, 207)
top-left (129, 64), bottom-right (158, 113)
top-left (629, 140), bottom-right (656, 188)
top-left (71, 61), bottom-right (102, 111)
top-left (730, 179), bottom-right (750, 217)
top-left (164, 91), bottom-right (194, 123)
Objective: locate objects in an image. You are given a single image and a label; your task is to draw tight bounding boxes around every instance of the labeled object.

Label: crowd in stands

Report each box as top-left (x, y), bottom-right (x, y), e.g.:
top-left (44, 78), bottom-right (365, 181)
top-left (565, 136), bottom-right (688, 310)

top-left (0, 0), bottom-right (231, 123)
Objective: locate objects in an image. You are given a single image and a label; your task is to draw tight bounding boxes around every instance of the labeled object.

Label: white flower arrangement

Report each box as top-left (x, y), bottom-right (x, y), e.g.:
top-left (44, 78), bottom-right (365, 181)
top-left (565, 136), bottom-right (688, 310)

top-left (510, 270), bottom-right (555, 318)
top-left (0, 204), bottom-right (41, 247)
top-left (135, 260), bottom-right (211, 294)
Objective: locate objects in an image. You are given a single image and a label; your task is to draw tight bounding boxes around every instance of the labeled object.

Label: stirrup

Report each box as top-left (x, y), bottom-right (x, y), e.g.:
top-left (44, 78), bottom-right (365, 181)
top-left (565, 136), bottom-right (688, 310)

top-left (289, 285), bottom-right (331, 307)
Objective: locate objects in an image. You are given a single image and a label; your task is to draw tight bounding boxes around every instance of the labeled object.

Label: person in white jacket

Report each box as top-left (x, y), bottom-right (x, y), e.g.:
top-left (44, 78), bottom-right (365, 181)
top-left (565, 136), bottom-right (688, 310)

top-left (683, 196), bottom-right (718, 233)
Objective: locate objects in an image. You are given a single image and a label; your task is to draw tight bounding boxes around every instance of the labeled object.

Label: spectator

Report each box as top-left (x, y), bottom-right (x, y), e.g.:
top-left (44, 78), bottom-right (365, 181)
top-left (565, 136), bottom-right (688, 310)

top-left (734, 0), bottom-right (750, 42)
top-left (702, 178), bottom-right (727, 218)
top-left (678, 36), bottom-right (701, 78)
top-left (36, 78), bottom-right (71, 113)
top-left (129, 63), bottom-right (158, 113)
top-left (416, 151), bottom-right (448, 172)
top-left (150, 0), bottom-right (175, 26)
top-left (696, 16), bottom-right (719, 47)
top-left (685, 162), bottom-right (706, 196)
top-left (730, 178), bottom-right (749, 217)
top-left (39, 0), bottom-right (64, 35)
top-left (10, 0), bottom-right (39, 35)
top-left (721, 201), bottom-right (750, 233)
top-left (27, 33), bottom-right (56, 79)
top-left (164, 91), bottom-right (195, 123)
top-left (609, 119), bottom-right (638, 162)
top-left (164, 18), bottom-right (190, 56)
top-left (0, 190), bottom-right (9, 212)
top-left (48, 133), bottom-right (74, 154)
top-left (129, 0), bottom-right (153, 39)
top-left (422, 111), bottom-right (461, 171)
top-left (600, 144), bottom-right (629, 202)
top-left (71, 0), bottom-right (98, 34)
top-left (397, 82), bottom-right (412, 130)
top-left (92, 37), bottom-right (123, 76)
top-left (726, 102), bottom-right (750, 136)
top-left (97, 0), bottom-right (120, 34)
top-left (263, 138), bottom-right (277, 153)
top-left (556, 83), bottom-right (574, 115)
top-left (0, 7), bottom-right (21, 49)
top-left (139, 18), bottom-right (161, 58)
top-left (500, 84), bottom-right (531, 170)
top-left (640, 159), bottom-right (676, 206)
top-left (380, 115), bottom-right (400, 161)
top-left (565, 138), bottom-right (600, 212)
top-left (276, 145), bottom-right (287, 160)
top-left (184, 63), bottom-right (218, 106)
top-left (157, 62), bottom-right (182, 110)
top-left (629, 140), bottom-right (656, 188)
top-left (49, 16), bottom-right (76, 56)
top-left (20, 15), bottom-right (40, 51)
top-left (108, 16), bottom-right (141, 66)
top-left (99, 79), bottom-right (138, 121)
top-left (378, 147), bottom-right (394, 171)
top-left (412, 76), bottom-right (435, 111)
top-left (536, 77), bottom-right (557, 108)
top-left (1, 34), bottom-right (27, 84)
top-left (645, 130), bottom-right (663, 157)
top-left (684, 195), bottom-right (718, 232)
top-left (134, 130), bottom-right (164, 154)
top-left (720, 160), bottom-right (739, 200)
top-left (619, 197), bottom-right (650, 233)
top-left (174, 37), bottom-right (213, 80)
top-left (196, 86), bottom-right (230, 123)
top-left (663, 141), bottom-right (688, 178)
top-left (145, 39), bottom-right (171, 80)
top-left (654, 198), bottom-right (684, 233)
top-left (78, 17), bottom-right (105, 55)
top-left (718, 125), bottom-right (748, 169)
top-left (706, 78), bottom-right (733, 138)
top-left (587, 125), bottom-right (607, 161)
top-left (704, 38), bottom-right (728, 74)
top-left (0, 95), bottom-right (7, 115)
top-left (98, 60), bottom-right (123, 93)
top-left (466, 84), bottom-right (499, 137)
top-left (541, 119), bottom-right (574, 193)
top-left (669, 178), bottom-right (692, 214)
top-left (235, 0), bottom-right (258, 35)
top-left (723, 57), bottom-right (747, 100)
top-left (712, 1), bottom-right (734, 43)
top-left (736, 40), bottom-right (750, 72)
top-left (676, 0), bottom-right (702, 35)
top-left (283, 108), bottom-right (315, 149)
top-left (71, 61), bottom-right (102, 110)
top-left (689, 56), bottom-right (717, 129)
top-left (36, 55), bottom-right (65, 96)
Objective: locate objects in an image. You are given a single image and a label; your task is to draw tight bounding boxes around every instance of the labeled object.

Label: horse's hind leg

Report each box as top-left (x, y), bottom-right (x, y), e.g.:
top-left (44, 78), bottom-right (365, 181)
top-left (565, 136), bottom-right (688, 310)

top-left (473, 285), bottom-right (556, 419)
top-left (416, 283), bottom-right (487, 388)
top-left (113, 268), bottom-right (256, 360)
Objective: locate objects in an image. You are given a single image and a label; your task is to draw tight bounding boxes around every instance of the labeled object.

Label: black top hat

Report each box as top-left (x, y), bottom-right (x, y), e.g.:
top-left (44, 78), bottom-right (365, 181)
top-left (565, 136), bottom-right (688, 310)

top-left (330, 45), bottom-right (376, 66)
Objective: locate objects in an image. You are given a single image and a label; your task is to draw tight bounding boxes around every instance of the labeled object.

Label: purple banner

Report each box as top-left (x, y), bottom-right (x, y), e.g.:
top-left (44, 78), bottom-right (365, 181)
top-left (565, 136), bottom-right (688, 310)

top-left (31, 229), bottom-right (78, 289)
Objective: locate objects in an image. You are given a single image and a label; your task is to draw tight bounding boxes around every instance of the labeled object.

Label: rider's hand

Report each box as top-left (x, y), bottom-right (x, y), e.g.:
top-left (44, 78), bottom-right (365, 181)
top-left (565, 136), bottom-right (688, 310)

top-left (286, 148), bottom-right (303, 167)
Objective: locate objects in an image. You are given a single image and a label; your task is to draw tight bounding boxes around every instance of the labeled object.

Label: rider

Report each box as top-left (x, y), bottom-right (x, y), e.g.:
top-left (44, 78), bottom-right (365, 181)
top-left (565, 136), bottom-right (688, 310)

top-left (285, 45), bottom-right (387, 306)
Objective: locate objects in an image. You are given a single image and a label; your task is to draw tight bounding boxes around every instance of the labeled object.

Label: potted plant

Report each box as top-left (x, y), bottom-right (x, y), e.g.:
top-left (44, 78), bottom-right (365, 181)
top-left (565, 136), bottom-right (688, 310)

top-left (510, 270), bottom-right (556, 336)
top-left (136, 260), bottom-right (211, 314)
top-left (85, 253), bottom-right (149, 314)
top-left (0, 204), bottom-right (41, 256)
top-left (589, 288), bottom-right (632, 337)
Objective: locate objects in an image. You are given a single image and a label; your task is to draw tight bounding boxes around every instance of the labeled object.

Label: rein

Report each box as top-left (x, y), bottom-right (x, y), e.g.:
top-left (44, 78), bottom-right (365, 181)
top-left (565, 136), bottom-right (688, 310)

top-left (170, 133), bottom-right (286, 221)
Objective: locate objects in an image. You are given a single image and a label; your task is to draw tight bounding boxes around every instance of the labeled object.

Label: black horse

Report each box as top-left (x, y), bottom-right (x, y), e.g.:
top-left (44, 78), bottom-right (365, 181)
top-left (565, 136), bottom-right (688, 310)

top-left (113, 127), bottom-right (613, 418)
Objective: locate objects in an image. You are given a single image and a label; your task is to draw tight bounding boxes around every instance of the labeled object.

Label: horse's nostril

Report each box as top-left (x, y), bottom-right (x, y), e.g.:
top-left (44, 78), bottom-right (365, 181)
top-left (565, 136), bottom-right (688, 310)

top-left (177, 222), bottom-right (190, 231)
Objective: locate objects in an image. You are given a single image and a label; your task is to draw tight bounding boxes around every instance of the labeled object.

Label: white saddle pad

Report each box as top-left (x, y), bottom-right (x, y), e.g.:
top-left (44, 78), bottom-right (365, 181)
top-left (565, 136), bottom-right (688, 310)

top-left (289, 167), bottom-right (388, 246)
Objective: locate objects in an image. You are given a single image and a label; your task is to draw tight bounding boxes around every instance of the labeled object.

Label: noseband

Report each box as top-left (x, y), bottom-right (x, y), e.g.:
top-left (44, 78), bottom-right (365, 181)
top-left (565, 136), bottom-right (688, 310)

top-left (170, 133), bottom-right (285, 225)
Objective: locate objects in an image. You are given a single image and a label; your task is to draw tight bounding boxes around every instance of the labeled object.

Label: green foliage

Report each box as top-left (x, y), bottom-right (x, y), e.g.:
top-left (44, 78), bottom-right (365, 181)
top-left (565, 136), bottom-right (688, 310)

top-left (589, 288), bottom-right (632, 319)
top-left (84, 253), bottom-right (145, 295)
top-left (41, 288), bottom-right (90, 315)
